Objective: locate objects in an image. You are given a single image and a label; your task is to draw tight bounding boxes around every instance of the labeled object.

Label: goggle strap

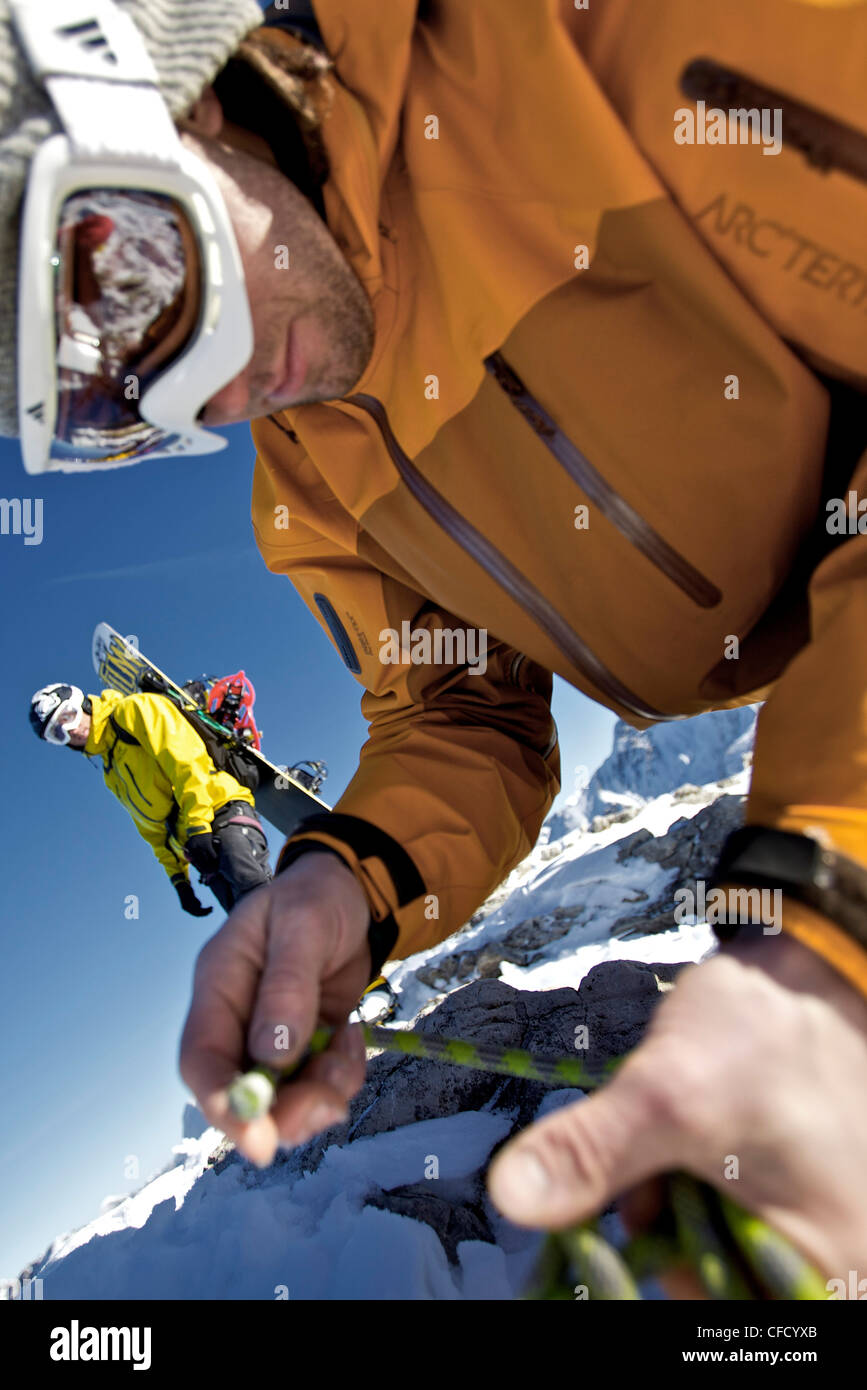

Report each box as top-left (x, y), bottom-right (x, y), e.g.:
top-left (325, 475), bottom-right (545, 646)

top-left (10, 0), bottom-right (160, 88)
top-left (45, 76), bottom-right (182, 166)
top-left (11, 0), bottom-right (182, 166)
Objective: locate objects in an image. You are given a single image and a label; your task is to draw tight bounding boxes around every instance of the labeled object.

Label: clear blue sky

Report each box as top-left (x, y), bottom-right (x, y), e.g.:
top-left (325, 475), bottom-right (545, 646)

top-left (0, 0), bottom-right (617, 1283)
top-left (0, 423), bottom-right (615, 1281)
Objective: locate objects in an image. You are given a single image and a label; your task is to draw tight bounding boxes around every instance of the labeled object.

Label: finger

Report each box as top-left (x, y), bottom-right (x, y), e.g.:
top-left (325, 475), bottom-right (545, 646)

top-left (235, 1023), bottom-right (368, 1164)
top-left (619, 1177), bottom-right (667, 1238)
top-left (487, 1058), bottom-right (684, 1229)
top-left (178, 905), bottom-right (267, 1130)
top-left (260, 1022), bottom-right (368, 1135)
top-left (657, 1265), bottom-right (710, 1300)
top-left (296, 1019), bottom-right (368, 1106)
top-left (246, 902), bottom-right (326, 1065)
top-left (269, 1078), bottom-right (350, 1149)
top-left (618, 1179), bottom-right (708, 1300)
top-left (179, 918), bottom-right (313, 1168)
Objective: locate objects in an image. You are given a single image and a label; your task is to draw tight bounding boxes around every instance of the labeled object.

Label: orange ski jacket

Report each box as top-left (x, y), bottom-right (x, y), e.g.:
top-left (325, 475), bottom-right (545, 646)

top-left (247, 0), bottom-right (867, 992)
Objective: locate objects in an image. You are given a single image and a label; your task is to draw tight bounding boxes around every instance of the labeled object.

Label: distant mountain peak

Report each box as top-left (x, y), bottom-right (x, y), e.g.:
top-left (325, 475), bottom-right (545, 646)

top-left (545, 705), bottom-right (758, 841)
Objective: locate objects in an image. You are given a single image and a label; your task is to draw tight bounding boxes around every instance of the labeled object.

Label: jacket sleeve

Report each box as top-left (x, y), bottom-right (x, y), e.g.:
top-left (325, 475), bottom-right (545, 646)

top-left (120, 696), bottom-right (220, 841)
top-left (738, 434), bottom-right (867, 999)
top-left (127, 806), bottom-right (190, 884)
top-left (251, 473), bottom-right (561, 965)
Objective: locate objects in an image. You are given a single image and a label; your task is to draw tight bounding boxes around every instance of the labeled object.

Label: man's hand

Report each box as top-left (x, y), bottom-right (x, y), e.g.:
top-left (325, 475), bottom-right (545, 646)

top-left (487, 930), bottom-right (867, 1282)
top-left (179, 851), bottom-right (372, 1167)
top-left (185, 830), bottom-right (220, 877)
top-left (174, 878), bottom-right (213, 917)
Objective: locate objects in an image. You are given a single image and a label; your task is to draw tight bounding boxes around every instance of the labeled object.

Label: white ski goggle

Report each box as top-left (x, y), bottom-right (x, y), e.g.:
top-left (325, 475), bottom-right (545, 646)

top-left (44, 699), bottom-right (86, 746)
top-left (11, 0), bottom-right (254, 475)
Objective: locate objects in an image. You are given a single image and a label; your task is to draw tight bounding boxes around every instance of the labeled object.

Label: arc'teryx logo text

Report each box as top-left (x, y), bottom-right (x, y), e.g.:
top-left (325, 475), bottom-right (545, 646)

top-left (694, 194), bottom-right (867, 311)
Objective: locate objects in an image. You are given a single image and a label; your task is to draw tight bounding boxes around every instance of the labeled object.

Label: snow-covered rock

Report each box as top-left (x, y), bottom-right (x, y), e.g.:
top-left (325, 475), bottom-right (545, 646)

top-left (11, 769), bottom-right (749, 1300)
top-left (546, 705), bottom-right (757, 839)
top-left (182, 1103), bottom-right (209, 1142)
top-left (17, 970), bottom-right (681, 1300)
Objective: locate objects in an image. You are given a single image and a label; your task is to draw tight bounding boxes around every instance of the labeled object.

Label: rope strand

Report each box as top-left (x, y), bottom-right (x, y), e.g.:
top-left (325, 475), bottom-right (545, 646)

top-left (226, 1020), bottom-right (828, 1301)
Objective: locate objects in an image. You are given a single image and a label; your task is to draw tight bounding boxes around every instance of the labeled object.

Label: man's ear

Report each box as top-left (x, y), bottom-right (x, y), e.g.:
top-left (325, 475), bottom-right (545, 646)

top-left (180, 86), bottom-right (224, 139)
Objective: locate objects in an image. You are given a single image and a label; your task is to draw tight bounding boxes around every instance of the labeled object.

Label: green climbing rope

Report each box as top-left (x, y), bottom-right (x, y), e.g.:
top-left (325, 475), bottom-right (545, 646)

top-left (227, 1021), bottom-right (617, 1119)
top-left (226, 1020), bottom-right (828, 1302)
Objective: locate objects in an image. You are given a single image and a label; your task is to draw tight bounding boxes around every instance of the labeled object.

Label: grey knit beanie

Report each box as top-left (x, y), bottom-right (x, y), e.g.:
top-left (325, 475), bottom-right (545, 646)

top-left (0, 0), bottom-right (265, 439)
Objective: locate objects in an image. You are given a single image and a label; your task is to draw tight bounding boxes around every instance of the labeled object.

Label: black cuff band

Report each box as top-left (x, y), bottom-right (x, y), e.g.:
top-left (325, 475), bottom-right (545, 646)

top-left (710, 825), bottom-right (867, 952)
top-left (276, 839), bottom-right (346, 876)
top-left (282, 813), bottom-right (426, 903)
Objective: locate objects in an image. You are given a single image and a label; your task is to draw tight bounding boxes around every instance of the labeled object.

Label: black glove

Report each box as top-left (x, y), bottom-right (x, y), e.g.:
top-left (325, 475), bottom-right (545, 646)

top-left (185, 830), bottom-right (220, 877)
top-left (173, 877), bottom-right (213, 917)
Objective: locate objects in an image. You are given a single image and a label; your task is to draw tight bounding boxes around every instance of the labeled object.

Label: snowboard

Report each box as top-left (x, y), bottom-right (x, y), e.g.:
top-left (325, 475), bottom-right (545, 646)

top-left (91, 622), bottom-right (330, 836)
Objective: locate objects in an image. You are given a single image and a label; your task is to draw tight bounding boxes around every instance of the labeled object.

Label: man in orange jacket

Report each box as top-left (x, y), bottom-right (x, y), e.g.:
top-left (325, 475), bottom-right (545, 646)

top-left (3, 0), bottom-right (866, 1283)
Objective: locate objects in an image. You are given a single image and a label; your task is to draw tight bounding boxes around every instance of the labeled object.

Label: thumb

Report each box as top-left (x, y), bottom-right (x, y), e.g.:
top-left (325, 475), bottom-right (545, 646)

top-left (487, 1064), bottom-right (679, 1228)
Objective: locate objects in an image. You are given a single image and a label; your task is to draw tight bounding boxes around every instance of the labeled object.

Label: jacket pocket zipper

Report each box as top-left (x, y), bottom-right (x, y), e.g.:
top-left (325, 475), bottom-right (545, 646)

top-left (680, 58), bottom-right (867, 184)
top-left (484, 353), bottom-right (721, 609)
top-left (124, 765), bottom-right (153, 806)
top-left (348, 392), bottom-right (683, 722)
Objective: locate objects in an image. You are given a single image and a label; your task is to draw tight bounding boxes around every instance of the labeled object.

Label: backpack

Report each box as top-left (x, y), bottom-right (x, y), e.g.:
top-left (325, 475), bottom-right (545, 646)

top-left (174, 699), bottom-right (260, 793)
top-left (136, 672), bottom-right (260, 792)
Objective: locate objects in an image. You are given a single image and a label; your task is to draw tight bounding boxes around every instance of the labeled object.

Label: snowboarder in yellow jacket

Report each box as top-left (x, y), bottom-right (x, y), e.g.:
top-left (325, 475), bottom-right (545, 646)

top-left (29, 683), bottom-right (272, 915)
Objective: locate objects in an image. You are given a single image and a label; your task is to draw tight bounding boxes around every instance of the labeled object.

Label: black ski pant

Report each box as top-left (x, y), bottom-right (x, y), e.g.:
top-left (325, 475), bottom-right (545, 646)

top-left (201, 801), bottom-right (272, 913)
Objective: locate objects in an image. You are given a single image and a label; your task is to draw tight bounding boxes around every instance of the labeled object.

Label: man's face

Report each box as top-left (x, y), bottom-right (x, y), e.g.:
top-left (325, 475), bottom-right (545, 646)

top-left (67, 714), bottom-right (90, 748)
top-left (58, 708), bottom-right (90, 748)
top-left (177, 96), bottom-right (375, 427)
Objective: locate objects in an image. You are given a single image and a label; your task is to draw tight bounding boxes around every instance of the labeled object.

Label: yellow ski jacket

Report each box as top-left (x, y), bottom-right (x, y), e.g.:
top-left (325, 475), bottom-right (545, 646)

top-left (246, 0), bottom-right (867, 992)
top-left (85, 690), bottom-right (255, 882)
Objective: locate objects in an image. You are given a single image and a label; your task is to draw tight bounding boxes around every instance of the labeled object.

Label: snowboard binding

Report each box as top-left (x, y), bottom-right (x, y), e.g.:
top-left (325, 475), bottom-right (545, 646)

top-left (288, 759), bottom-right (328, 794)
top-left (355, 975), bottom-right (399, 1024)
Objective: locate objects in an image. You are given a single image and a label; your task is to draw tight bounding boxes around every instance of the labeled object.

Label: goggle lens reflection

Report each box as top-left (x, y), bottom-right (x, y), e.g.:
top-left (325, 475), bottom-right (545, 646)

top-left (50, 189), bottom-right (201, 465)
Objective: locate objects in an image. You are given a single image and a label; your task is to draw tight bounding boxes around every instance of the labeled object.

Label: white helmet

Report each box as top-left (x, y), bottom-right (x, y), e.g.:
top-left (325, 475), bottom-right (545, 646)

top-left (29, 684), bottom-right (88, 745)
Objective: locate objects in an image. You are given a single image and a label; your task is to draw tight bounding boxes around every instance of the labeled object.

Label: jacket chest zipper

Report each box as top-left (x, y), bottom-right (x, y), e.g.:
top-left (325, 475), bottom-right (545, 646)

top-left (484, 354), bottom-right (722, 609)
top-left (347, 392), bottom-right (686, 723)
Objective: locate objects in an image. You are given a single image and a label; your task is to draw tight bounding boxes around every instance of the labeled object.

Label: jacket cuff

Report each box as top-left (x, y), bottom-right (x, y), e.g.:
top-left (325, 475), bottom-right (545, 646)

top-left (276, 814), bottom-right (425, 982)
top-left (712, 883), bottom-right (867, 1001)
top-left (771, 895), bottom-right (867, 1001)
top-left (710, 821), bottom-right (867, 1001)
